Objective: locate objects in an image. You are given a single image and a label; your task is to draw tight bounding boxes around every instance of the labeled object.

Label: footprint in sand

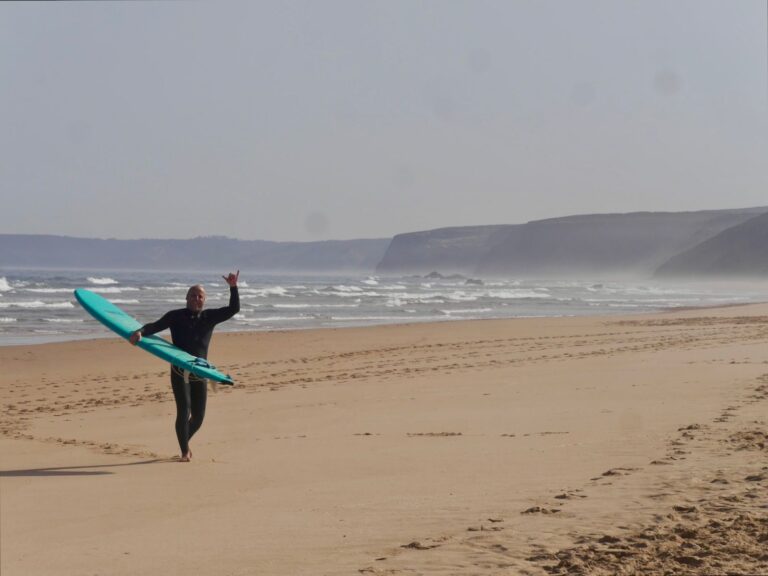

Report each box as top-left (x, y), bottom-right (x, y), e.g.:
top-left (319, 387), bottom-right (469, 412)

top-left (554, 490), bottom-right (586, 500)
top-left (521, 506), bottom-right (561, 515)
top-left (744, 472), bottom-right (767, 482)
top-left (400, 541), bottom-right (440, 550)
top-left (591, 467), bottom-right (639, 480)
top-left (467, 525), bottom-right (504, 532)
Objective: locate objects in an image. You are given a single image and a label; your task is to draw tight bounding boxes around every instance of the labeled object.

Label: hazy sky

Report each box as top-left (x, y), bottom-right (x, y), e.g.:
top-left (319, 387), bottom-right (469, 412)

top-left (2, 1), bottom-right (766, 242)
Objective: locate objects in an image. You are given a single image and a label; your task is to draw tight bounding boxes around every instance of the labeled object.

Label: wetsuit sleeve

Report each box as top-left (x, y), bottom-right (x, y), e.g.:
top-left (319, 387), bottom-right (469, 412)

top-left (139, 312), bottom-right (174, 337)
top-left (207, 286), bottom-right (239, 324)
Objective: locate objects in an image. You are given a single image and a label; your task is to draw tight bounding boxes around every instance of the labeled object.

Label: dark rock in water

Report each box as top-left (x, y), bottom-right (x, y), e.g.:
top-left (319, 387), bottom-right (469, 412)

top-left (425, 271), bottom-right (445, 279)
top-left (423, 271), bottom-right (466, 280)
top-left (465, 278), bottom-right (484, 286)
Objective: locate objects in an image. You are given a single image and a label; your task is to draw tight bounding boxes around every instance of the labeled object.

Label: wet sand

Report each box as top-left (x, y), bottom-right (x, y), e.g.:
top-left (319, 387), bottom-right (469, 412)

top-left (2, 305), bottom-right (768, 575)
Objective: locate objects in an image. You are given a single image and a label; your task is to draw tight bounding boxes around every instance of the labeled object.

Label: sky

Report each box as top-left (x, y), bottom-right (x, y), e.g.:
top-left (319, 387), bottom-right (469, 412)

top-left (1, 1), bottom-right (767, 242)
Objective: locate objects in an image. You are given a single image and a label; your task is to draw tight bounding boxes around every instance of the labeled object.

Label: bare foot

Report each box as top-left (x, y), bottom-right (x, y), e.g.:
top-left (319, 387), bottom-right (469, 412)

top-left (180, 450), bottom-right (192, 462)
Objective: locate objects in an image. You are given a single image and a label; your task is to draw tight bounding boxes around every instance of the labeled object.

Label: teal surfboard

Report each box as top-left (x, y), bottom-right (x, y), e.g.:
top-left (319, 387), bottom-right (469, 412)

top-left (74, 289), bottom-right (234, 385)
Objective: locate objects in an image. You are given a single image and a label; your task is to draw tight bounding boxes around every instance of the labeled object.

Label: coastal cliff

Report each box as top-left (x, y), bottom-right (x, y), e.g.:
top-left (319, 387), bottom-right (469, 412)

top-left (655, 211), bottom-right (768, 278)
top-left (376, 207), bottom-right (768, 278)
top-left (5, 207), bottom-right (767, 278)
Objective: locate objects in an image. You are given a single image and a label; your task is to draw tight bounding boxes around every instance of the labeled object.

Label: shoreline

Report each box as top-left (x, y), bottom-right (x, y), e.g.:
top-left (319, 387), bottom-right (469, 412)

top-left (3, 302), bottom-right (768, 575)
top-left (4, 268), bottom-right (767, 349)
top-left (3, 299), bottom-right (767, 349)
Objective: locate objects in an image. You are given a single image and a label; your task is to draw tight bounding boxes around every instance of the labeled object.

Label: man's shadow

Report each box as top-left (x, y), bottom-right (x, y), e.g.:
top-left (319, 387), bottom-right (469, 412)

top-left (0, 458), bottom-right (177, 477)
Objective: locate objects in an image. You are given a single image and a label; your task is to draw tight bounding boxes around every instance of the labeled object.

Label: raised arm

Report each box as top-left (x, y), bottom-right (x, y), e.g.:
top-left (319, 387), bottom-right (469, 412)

top-left (208, 271), bottom-right (240, 323)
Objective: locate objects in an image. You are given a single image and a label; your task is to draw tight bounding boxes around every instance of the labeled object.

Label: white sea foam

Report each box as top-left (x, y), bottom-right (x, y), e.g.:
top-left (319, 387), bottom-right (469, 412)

top-left (108, 299), bottom-right (140, 304)
top-left (0, 317), bottom-right (17, 323)
top-left (361, 277), bottom-right (379, 286)
top-left (331, 285), bottom-right (363, 292)
top-left (0, 301), bottom-right (75, 309)
top-left (446, 292), bottom-right (479, 302)
top-left (44, 318), bottom-right (84, 323)
top-left (478, 289), bottom-right (552, 300)
top-left (274, 303), bottom-right (359, 309)
top-left (320, 288), bottom-right (381, 298)
top-left (0, 278), bottom-right (13, 292)
top-left (386, 297), bottom-right (446, 307)
top-left (240, 287), bottom-right (290, 297)
top-left (88, 277), bottom-right (118, 285)
top-left (90, 287), bottom-right (139, 294)
top-left (26, 288), bottom-right (75, 293)
top-left (387, 291), bottom-right (475, 303)
top-left (145, 286), bottom-right (188, 292)
top-left (441, 308), bottom-right (494, 315)
top-left (592, 284), bottom-right (692, 296)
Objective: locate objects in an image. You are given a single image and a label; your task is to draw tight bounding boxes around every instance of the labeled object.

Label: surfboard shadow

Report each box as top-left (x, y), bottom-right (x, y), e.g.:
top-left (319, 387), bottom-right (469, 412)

top-left (0, 458), bottom-right (174, 477)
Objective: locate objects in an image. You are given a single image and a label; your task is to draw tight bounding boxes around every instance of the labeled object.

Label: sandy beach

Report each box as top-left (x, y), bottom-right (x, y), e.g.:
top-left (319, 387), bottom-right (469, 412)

top-left (2, 305), bottom-right (768, 575)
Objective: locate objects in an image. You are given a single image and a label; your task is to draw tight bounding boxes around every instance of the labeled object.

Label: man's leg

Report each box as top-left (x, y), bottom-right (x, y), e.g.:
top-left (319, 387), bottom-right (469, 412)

top-left (188, 377), bottom-right (208, 441)
top-left (171, 369), bottom-right (192, 459)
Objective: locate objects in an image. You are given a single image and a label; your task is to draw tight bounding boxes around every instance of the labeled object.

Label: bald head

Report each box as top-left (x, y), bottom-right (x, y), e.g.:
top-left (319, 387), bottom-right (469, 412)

top-left (186, 285), bottom-right (206, 312)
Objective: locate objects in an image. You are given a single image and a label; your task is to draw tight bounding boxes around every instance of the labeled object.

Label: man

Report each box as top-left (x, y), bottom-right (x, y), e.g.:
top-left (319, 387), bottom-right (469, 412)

top-left (130, 271), bottom-right (240, 462)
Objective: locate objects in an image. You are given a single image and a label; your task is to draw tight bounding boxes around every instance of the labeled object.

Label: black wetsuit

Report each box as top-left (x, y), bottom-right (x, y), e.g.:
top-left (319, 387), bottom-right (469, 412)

top-left (139, 286), bottom-right (239, 455)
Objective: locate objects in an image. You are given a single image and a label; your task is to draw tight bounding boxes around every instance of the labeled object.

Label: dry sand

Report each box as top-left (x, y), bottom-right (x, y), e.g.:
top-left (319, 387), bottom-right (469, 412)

top-left (2, 305), bottom-right (768, 575)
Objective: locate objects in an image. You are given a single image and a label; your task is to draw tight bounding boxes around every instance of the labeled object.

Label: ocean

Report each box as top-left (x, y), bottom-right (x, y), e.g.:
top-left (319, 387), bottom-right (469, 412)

top-left (0, 268), bottom-right (765, 346)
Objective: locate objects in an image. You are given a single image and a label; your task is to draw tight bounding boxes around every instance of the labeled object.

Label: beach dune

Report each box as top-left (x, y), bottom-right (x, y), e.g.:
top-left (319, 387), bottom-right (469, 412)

top-left (2, 306), bottom-right (768, 575)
